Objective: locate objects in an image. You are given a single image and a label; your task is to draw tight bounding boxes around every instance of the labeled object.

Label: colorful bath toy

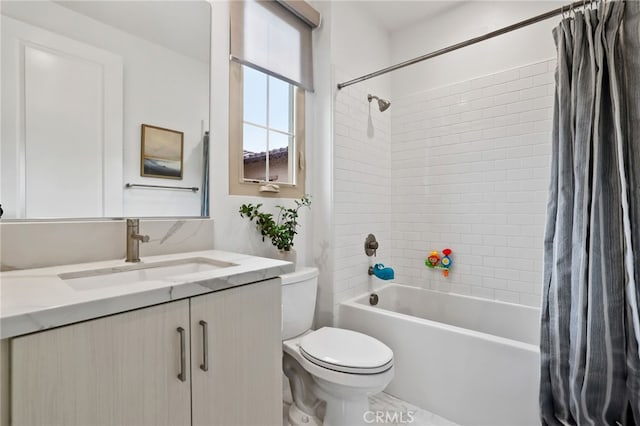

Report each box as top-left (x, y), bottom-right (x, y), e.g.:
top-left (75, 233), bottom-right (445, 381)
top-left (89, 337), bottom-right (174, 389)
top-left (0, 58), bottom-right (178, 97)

top-left (425, 248), bottom-right (453, 277)
top-left (441, 248), bottom-right (452, 267)
top-left (426, 251), bottom-right (440, 267)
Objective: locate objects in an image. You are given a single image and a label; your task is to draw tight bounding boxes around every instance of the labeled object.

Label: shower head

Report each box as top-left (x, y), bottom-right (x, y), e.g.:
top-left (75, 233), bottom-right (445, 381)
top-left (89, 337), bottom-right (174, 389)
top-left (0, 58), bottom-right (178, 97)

top-left (368, 94), bottom-right (391, 112)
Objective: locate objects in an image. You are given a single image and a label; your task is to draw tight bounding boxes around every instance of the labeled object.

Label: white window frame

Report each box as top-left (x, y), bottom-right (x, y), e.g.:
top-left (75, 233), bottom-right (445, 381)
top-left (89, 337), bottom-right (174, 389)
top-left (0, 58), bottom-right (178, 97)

top-left (229, 61), bottom-right (305, 198)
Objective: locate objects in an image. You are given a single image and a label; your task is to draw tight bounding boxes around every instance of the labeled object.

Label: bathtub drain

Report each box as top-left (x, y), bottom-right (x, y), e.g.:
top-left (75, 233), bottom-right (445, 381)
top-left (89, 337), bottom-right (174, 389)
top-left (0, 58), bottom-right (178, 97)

top-left (369, 293), bottom-right (379, 305)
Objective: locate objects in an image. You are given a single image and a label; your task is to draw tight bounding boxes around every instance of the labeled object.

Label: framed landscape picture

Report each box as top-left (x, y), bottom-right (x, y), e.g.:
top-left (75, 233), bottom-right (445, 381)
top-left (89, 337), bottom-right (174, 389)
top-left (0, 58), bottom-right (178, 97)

top-left (141, 124), bottom-right (184, 179)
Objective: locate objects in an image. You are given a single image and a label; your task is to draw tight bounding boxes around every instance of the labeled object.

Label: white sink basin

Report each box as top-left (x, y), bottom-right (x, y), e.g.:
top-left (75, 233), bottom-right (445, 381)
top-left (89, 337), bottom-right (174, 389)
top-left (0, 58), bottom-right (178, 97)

top-left (59, 257), bottom-right (236, 291)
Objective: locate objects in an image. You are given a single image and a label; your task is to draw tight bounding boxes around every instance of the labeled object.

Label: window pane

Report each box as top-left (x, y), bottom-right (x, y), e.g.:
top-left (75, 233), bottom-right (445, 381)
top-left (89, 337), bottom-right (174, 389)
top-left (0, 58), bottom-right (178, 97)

top-left (268, 76), bottom-right (292, 133)
top-left (268, 131), bottom-right (291, 183)
top-left (243, 66), bottom-right (267, 126)
top-left (243, 124), bottom-right (267, 181)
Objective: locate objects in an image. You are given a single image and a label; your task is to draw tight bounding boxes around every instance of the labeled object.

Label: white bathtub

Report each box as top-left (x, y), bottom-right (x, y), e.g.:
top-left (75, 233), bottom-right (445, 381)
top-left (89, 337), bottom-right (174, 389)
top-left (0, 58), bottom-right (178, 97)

top-left (339, 283), bottom-right (540, 426)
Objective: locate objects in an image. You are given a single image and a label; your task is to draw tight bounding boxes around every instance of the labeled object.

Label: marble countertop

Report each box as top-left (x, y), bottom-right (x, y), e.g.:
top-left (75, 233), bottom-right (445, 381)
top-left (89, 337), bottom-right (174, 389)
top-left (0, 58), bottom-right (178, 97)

top-left (0, 250), bottom-right (294, 339)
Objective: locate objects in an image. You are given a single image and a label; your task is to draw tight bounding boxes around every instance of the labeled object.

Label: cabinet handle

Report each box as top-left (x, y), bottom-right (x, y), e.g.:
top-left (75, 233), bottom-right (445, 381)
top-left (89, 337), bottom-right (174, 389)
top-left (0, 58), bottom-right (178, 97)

top-left (199, 320), bottom-right (209, 372)
top-left (177, 327), bottom-right (186, 382)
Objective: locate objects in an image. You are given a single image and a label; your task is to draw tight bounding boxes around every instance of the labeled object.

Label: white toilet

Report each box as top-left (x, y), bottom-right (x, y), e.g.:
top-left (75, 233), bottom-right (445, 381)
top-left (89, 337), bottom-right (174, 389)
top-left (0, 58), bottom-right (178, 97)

top-left (281, 267), bottom-right (394, 426)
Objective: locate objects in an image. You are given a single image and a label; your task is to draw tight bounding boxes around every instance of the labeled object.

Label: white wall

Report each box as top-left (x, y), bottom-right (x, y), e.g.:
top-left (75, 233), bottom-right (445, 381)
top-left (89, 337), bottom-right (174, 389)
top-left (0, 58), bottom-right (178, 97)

top-left (209, 2), bottom-right (312, 268)
top-left (333, 75), bottom-right (392, 320)
top-left (390, 1), bottom-right (563, 97)
top-left (308, 0), bottom-right (335, 327)
top-left (1, 1), bottom-right (208, 218)
top-left (327, 2), bottom-right (393, 324)
top-left (386, 2), bottom-right (562, 307)
top-left (330, 1), bottom-right (392, 99)
top-left (391, 60), bottom-right (554, 307)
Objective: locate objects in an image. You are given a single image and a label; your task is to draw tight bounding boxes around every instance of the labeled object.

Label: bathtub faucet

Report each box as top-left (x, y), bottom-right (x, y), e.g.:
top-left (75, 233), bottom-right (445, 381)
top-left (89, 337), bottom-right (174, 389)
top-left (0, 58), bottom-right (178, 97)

top-left (368, 263), bottom-right (394, 280)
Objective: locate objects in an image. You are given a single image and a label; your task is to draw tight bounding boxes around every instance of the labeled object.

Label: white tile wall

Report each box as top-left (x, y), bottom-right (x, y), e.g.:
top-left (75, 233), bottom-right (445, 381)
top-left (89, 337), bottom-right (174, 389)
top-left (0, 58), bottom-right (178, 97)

top-left (390, 59), bottom-right (556, 307)
top-left (333, 72), bottom-right (391, 318)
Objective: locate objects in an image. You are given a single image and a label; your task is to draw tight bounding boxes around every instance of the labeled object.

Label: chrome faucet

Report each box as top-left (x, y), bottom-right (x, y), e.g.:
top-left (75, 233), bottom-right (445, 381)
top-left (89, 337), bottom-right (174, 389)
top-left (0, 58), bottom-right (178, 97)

top-left (126, 219), bottom-right (149, 263)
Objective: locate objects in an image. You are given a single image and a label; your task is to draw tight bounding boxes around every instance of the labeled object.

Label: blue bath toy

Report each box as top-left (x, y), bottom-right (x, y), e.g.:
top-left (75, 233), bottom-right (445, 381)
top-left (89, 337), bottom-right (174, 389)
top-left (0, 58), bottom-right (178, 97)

top-left (370, 263), bottom-right (395, 280)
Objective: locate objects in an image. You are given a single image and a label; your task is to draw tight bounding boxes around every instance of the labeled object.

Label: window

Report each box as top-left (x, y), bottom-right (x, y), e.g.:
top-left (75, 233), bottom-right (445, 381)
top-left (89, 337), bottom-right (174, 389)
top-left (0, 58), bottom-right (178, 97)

top-left (229, 62), bottom-right (305, 197)
top-left (228, 0), bottom-right (319, 197)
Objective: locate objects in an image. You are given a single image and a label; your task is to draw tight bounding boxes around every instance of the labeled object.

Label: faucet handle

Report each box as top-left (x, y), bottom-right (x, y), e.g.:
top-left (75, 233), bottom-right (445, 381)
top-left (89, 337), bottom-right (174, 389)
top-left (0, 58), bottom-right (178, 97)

top-left (131, 234), bottom-right (150, 243)
top-left (364, 234), bottom-right (379, 257)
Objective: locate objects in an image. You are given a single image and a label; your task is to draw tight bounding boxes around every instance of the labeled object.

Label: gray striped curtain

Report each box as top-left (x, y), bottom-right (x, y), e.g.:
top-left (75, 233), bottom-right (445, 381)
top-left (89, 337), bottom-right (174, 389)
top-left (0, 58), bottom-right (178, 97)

top-left (540, 1), bottom-right (640, 425)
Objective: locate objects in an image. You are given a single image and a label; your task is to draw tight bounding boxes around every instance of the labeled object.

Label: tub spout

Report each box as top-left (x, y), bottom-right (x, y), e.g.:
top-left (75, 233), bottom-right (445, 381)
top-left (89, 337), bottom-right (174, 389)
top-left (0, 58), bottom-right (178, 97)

top-left (368, 263), bottom-right (394, 280)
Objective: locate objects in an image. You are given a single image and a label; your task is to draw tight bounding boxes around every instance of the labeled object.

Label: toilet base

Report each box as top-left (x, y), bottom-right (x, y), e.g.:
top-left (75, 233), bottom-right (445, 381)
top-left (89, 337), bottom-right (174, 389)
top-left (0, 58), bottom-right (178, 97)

top-left (288, 402), bottom-right (322, 426)
top-left (317, 393), bottom-right (369, 426)
top-left (313, 377), bottom-right (386, 426)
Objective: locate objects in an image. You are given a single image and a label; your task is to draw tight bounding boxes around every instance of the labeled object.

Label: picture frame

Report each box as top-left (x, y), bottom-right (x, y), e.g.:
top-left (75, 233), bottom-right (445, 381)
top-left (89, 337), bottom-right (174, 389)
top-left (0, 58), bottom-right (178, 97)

top-left (140, 124), bottom-right (184, 179)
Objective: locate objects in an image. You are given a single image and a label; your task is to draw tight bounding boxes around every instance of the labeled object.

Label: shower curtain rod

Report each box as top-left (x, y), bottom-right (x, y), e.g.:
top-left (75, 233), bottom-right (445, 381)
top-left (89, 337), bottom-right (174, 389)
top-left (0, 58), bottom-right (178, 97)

top-left (336, 0), bottom-right (598, 90)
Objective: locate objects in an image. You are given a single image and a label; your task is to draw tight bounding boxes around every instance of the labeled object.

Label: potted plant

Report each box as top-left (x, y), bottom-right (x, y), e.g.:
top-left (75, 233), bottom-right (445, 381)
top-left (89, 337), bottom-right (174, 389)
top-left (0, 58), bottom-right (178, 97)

top-left (239, 195), bottom-right (311, 262)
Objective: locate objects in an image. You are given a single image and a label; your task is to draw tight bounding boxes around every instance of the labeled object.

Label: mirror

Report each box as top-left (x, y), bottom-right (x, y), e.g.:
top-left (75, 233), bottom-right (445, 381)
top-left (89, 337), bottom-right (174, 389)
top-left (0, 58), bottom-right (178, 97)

top-left (0, 1), bottom-right (211, 219)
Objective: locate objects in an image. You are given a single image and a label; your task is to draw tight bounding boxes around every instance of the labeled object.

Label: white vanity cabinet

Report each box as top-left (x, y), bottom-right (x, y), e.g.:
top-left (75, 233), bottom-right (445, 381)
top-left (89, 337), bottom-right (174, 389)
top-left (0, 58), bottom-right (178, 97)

top-left (190, 279), bottom-right (282, 426)
top-left (8, 278), bottom-right (281, 426)
top-left (11, 299), bottom-right (192, 426)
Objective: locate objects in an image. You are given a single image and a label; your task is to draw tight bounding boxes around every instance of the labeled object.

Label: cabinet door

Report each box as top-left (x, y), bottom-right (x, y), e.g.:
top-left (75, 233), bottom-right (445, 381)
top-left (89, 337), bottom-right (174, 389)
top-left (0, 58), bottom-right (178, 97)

top-left (11, 300), bottom-right (191, 426)
top-left (191, 279), bottom-right (282, 426)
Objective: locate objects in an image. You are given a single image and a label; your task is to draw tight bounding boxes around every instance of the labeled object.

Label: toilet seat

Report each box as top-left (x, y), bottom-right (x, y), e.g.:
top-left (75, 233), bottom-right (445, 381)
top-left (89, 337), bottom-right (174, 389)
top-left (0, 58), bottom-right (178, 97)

top-left (299, 327), bottom-right (393, 374)
top-left (283, 333), bottom-right (395, 389)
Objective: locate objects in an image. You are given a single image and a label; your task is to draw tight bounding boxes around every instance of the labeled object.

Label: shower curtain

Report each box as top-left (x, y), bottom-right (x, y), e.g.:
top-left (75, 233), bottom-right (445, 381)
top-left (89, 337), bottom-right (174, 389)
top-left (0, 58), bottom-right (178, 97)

top-left (540, 1), bottom-right (640, 425)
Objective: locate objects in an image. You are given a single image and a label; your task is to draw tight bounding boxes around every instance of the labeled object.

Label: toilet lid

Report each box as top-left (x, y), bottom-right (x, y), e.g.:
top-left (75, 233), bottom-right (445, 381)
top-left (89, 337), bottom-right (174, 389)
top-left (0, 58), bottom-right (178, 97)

top-left (299, 327), bottom-right (393, 374)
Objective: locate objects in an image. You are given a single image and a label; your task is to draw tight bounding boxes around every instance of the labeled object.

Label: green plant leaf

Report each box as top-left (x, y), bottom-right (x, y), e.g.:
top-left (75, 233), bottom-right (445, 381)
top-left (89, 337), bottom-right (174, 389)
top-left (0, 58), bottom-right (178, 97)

top-left (238, 195), bottom-right (311, 252)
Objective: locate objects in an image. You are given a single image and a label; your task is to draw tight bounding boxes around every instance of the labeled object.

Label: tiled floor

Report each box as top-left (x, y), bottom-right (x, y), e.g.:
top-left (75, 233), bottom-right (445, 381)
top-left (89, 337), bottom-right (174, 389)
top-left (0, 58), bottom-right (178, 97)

top-left (369, 392), bottom-right (458, 426)
top-left (283, 392), bottom-right (458, 426)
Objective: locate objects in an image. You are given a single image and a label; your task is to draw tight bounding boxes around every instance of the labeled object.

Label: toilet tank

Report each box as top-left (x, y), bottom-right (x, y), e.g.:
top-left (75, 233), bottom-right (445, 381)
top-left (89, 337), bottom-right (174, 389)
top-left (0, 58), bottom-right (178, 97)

top-left (281, 267), bottom-right (319, 340)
